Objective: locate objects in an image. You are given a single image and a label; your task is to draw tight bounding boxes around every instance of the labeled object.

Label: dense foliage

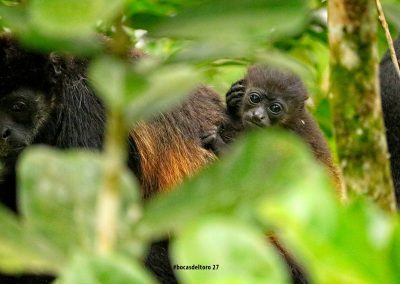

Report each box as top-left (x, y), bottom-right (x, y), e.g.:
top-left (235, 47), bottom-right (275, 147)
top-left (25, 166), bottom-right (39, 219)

top-left (0, 0), bottom-right (400, 283)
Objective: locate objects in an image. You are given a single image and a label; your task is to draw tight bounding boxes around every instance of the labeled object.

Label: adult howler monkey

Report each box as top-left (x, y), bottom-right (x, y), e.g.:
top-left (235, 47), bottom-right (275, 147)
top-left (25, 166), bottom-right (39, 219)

top-left (0, 34), bottom-right (225, 204)
top-left (202, 65), bottom-right (344, 198)
top-left (0, 34), bottom-right (225, 283)
top-left (0, 36), bottom-right (107, 213)
top-left (379, 37), bottom-right (400, 208)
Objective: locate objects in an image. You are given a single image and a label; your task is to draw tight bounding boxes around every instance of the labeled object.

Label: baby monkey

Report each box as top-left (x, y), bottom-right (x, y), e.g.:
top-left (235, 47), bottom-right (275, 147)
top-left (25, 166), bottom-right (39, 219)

top-left (202, 65), bottom-right (344, 197)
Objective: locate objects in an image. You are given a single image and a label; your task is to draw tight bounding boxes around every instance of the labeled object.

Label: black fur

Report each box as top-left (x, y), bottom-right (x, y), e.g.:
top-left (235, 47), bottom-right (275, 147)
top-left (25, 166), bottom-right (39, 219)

top-left (0, 35), bottom-right (106, 210)
top-left (379, 37), bottom-right (400, 208)
top-left (0, 35), bottom-right (155, 283)
top-left (145, 241), bottom-right (178, 284)
top-left (0, 34), bottom-right (109, 284)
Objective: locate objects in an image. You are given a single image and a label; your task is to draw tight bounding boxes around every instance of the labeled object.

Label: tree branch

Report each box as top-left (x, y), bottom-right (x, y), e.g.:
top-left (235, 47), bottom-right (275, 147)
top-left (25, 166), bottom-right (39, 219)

top-left (376, 0), bottom-right (400, 79)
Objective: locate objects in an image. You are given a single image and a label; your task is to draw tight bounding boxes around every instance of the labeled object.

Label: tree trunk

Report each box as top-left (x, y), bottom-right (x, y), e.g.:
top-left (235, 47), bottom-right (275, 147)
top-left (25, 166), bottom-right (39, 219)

top-left (328, 0), bottom-right (395, 211)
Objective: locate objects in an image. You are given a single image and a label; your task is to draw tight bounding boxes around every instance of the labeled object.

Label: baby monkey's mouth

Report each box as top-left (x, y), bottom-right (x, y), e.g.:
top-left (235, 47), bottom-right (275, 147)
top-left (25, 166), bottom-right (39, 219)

top-left (243, 117), bottom-right (270, 128)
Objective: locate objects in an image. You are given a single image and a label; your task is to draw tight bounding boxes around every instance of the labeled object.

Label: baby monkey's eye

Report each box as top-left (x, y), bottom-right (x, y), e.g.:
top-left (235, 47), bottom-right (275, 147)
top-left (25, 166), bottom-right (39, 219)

top-left (11, 101), bottom-right (26, 112)
top-left (269, 102), bottom-right (283, 114)
top-left (249, 93), bottom-right (261, 104)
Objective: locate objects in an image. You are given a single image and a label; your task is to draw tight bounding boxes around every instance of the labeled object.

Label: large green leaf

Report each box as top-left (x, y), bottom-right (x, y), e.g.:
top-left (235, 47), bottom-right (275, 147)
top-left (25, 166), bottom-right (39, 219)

top-left (18, 147), bottom-right (141, 259)
top-left (89, 56), bottom-right (201, 120)
top-left (0, 5), bottom-right (102, 54)
top-left (89, 56), bottom-right (146, 111)
top-left (0, 206), bottom-right (58, 273)
top-left (58, 252), bottom-right (155, 284)
top-left (172, 216), bottom-right (289, 284)
top-left (125, 63), bottom-right (201, 121)
top-left (260, 184), bottom-right (398, 283)
top-left (136, 129), bottom-right (333, 240)
top-left (29, 0), bottom-right (123, 37)
top-left (134, 0), bottom-right (309, 58)
top-left (0, 0), bottom-right (123, 54)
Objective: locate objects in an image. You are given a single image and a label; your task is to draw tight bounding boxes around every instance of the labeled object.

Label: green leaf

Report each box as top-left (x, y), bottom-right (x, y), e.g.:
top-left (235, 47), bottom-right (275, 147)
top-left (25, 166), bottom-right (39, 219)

top-left (0, 6), bottom-right (30, 33)
top-left (127, 0), bottom-right (181, 16)
top-left (260, 187), bottom-right (397, 283)
top-left (389, 220), bottom-right (400, 281)
top-left (89, 56), bottom-right (147, 110)
top-left (1, 0), bottom-right (20, 6)
top-left (19, 31), bottom-right (102, 55)
top-left (58, 252), bottom-right (155, 284)
top-left (0, 206), bottom-right (58, 273)
top-left (125, 63), bottom-right (201, 121)
top-left (18, 147), bottom-right (141, 259)
top-left (172, 216), bottom-right (290, 284)
top-left (134, 0), bottom-right (309, 57)
top-left (90, 56), bottom-right (200, 120)
top-left (29, 0), bottom-right (123, 37)
top-left (0, 6), bottom-right (101, 55)
top-left (0, 0), bottom-right (123, 53)
top-left (137, 129), bottom-right (333, 240)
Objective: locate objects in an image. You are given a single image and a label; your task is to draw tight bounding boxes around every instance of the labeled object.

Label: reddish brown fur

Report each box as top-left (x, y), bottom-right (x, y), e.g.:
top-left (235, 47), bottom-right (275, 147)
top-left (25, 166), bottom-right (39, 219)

top-left (131, 86), bottom-right (226, 198)
top-left (287, 111), bottom-right (346, 200)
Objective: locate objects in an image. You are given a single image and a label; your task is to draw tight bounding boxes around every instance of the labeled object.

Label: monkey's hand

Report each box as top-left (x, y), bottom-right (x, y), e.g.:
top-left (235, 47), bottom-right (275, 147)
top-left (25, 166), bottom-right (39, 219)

top-left (201, 126), bottom-right (227, 156)
top-left (226, 79), bottom-right (246, 117)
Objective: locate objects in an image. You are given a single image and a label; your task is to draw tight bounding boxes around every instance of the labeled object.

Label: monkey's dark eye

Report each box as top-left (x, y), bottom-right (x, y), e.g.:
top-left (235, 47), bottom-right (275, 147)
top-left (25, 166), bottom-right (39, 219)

top-left (11, 101), bottom-right (26, 112)
top-left (269, 103), bottom-right (283, 114)
top-left (249, 93), bottom-right (261, 104)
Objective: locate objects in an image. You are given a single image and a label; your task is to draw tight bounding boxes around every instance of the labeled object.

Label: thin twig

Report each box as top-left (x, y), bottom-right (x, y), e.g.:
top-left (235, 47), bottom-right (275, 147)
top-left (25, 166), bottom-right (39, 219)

top-left (376, 0), bottom-right (400, 79)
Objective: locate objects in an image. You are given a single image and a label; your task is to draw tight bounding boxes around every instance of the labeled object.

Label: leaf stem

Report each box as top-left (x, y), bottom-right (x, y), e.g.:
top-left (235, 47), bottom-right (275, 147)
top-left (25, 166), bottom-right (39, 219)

top-left (96, 109), bottom-right (126, 254)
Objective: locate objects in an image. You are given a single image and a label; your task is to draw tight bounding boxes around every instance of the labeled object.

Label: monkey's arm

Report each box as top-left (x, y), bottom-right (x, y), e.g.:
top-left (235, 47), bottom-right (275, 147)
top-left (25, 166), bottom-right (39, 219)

top-left (226, 79), bottom-right (246, 118)
top-left (201, 125), bottom-right (228, 156)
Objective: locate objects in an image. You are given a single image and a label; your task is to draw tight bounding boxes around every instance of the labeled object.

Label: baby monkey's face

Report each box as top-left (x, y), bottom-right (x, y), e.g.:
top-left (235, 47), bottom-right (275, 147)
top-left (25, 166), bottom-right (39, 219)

top-left (240, 87), bottom-right (289, 129)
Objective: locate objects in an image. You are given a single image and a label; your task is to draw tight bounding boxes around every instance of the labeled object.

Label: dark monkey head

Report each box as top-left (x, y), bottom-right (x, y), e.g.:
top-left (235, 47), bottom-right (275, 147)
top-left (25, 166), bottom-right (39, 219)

top-left (240, 65), bottom-right (309, 129)
top-left (0, 34), bottom-right (102, 169)
top-left (0, 36), bottom-right (55, 162)
top-left (0, 89), bottom-right (53, 160)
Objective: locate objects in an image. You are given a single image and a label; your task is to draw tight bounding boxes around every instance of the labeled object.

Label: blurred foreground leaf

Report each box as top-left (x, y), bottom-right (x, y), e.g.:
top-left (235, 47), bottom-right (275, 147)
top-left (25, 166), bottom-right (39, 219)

top-left (137, 129), bottom-right (333, 239)
top-left (0, 0), bottom-right (123, 53)
top-left (127, 0), bottom-right (180, 16)
top-left (172, 217), bottom-right (289, 284)
top-left (58, 252), bottom-right (155, 284)
top-left (261, 180), bottom-right (399, 283)
top-left (125, 64), bottom-right (201, 121)
top-left (0, 206), bottom-right (58, 273)
top-left (18, 147), bottom-right (141, 259)
top-left (89, 56), bottom-right (147, 110)
top-left (0, 5), bottom-right (101, 54)
top-left (29, 0), bottom-right (123, 37)
top-left (134, 0), bottom-right (309, 59)
top-left (89, 56), bottom-right (201, 121)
